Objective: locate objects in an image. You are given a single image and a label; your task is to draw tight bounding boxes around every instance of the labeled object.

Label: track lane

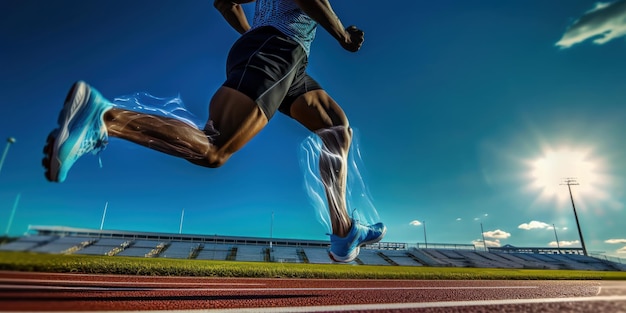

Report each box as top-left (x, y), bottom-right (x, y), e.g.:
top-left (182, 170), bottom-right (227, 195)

top-left (0, 271), bottom-right (624, 312)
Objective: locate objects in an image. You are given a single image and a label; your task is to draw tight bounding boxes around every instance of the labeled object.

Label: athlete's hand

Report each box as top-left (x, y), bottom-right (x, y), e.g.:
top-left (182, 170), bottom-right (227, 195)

top-left (340, 26), bottom-right (364, 52)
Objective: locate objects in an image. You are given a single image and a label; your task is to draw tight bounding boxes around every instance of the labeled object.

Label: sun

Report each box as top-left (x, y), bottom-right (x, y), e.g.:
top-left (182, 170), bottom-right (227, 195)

top-left (527, 147), bottom-right (606, 205)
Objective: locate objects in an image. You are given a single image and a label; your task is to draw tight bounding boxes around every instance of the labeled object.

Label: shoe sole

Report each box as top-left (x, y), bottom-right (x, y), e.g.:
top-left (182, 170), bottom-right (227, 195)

top-left (43, 81), bottom-right (91, 182)
top-left (328, 225), bottom-right (387, 263)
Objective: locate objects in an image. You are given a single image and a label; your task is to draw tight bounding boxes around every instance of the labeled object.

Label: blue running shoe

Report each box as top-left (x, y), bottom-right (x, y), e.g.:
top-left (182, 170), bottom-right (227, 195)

top-left (328, 219), bottom-right (386, 263)
top-left (43, 81), bottom-right (113, 182)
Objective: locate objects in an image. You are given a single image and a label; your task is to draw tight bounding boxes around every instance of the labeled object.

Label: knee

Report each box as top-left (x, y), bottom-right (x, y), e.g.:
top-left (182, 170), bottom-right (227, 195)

top-left (319, 123), bottom-right (351, 137)
top-left (332, 124), bottom-right (353, 141)
top-left (335, 125), bottom-right (353, 150)
top-left (337, 126), bottom-right (353, 153)
top-left (317, 125), bottom-right (352, 154)
top-left (339, 124), bottom-right (352, 141)
top-left (206, 154), bottom-right (229, 168)
top-left (206, 160), bottom-right (225, 168)
top-left (187, 154), bottom-right (229, 168)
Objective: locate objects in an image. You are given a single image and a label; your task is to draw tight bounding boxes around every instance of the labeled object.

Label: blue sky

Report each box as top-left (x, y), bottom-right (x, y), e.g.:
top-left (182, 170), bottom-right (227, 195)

top-left (1, 0), bottom-right (626, 258)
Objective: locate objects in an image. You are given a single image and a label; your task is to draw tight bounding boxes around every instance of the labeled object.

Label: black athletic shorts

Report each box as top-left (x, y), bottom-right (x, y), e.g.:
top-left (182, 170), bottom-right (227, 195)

top-left (223, 26), bottom-right (322, 120)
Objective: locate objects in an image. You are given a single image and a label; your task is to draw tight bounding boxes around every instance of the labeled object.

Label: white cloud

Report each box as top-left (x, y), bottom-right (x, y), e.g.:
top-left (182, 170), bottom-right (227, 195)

top-left (556, 0), bottom-right (626, 48)
top-left (456, 218), bottom-right (462, 221)
top-left (518, 221), bottom-right (552, 230)
top-left (605, 238), bottom-right (626, 244)
top-left (472, 239), bottom-right (501, 247)
top-left (617, 246), bottom-right (626, 254)
top-left (483, 229), bottom-right (511, 239)
top-left (409, 220), bottom-right (422, 226)
top-left (548, 240), bottom-right (580, 247)
top-left (593, 2), bottom-right (613, 11)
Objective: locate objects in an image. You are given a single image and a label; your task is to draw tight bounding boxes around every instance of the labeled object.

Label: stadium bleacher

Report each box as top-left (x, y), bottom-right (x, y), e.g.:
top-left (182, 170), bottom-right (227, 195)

top-left (195, 244), bottom-right (230, 261)
top-left (132, 240), bottom-right (163, 248)
top-left (30, 236), bottom-right (95, 254)
top-left (469, 251), bottom-right (524, 268)
top-left (419, 249), bottom-right (463, 267)
top-left (382, 250), bottom-right (423, 266)
top-left (117, 247), bottom-right (153, 257)
top-left (161, 242), bottom-right (199, 259)
top-left (271, 246), bottom-right (300, 263)
top-left (0, 235), bottom-right (57, 252)
top-left (407, 249), bottom-right (448, 266)
top-left (2, 225), bottom-right (624, 271)
top-left (235, 245), bottom-right (265, 262)
top-left (482, 251), bottom-right (540, 268)
top-left (74, 238), bottom-right (130, 256)
top-left (355, 249), bottom-right (391, 266)
top-left (302, 247), bottom-right (332, 264)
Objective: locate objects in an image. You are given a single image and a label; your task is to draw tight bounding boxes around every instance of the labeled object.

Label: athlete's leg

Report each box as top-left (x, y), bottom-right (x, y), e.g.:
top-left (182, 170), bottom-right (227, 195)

top-left (105, 86), bottom-right (267, 168)
top-left (289, 89), bottom-right (353, 237)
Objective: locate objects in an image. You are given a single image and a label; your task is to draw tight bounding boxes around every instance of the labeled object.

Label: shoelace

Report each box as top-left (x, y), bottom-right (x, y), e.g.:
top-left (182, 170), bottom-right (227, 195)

top-left (95, 138), bottom-right (108, 168)
top-left (94, 137), bottom-right (107, 152)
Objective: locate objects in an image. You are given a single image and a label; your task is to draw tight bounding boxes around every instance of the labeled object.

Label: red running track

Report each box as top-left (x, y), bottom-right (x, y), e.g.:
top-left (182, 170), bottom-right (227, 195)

top-left (1, 271), bottom-right (625, 312)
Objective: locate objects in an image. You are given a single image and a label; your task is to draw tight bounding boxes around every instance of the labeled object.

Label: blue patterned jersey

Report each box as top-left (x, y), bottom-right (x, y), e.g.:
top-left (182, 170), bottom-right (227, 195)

top-left (251, 0), bottom-right (318, 55)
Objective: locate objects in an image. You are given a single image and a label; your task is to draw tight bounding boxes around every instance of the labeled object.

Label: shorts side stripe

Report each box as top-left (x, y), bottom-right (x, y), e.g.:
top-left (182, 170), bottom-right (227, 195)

top-left (255, 52), bottom-right (306, 102)
top-left (235, 35), bottom-right (279, 91)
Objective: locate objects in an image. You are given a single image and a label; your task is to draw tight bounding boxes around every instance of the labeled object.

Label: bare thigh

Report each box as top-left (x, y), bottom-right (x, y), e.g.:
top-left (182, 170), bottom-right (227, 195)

top-left (289, 89), bottom-right (351, 150)
top-left (289, 90), bottom-right (348, 129)
top-left (197, 86), bottom-right (269, 167)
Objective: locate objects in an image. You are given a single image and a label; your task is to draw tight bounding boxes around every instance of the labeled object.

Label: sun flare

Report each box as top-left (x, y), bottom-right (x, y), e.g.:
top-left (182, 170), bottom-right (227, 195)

top-left (527, 147), bottom-right (607, 205)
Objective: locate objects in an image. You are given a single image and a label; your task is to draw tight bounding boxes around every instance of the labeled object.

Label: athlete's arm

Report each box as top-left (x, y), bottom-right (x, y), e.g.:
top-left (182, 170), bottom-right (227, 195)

top-left (214, 0), bottom-right (254, 34)
top-left (293, 0), bottom-right (364, 52)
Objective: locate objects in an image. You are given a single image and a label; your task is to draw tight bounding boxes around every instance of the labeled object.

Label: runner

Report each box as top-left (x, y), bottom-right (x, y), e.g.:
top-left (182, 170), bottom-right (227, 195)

top-left (42, 0), bottom-right (385, 263)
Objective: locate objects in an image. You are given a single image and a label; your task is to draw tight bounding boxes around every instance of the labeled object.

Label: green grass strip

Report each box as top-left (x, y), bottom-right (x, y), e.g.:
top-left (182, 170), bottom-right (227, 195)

top-left (1, 251), bottom-right (625, 280)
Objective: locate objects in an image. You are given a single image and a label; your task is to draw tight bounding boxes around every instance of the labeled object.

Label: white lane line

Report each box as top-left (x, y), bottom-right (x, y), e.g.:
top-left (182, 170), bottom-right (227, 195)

top-left (0, 284), bottom-right (132, 291)
top-left (601, 285), bottom-right (626, 289)
top-left (0, 278), bottom-right (265, 286)
top-left (0, 284), bottom-right (538, 292)
top-left (234, 296), bottom-right (626, 313)
top-left (21, 296), bottom-right (623, 313)
top-left (193, 296), bottom-right (626, 312)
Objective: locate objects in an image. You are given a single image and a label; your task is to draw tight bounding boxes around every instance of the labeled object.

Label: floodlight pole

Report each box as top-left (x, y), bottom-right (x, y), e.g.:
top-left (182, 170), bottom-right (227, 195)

top-left (100, 202), bottom-right (108, 230)
top-left (562, 178), bottom-right (588, 256)
top-left (269, 211), bottom-right (274, 249)
top-left (0, 137), bottom-right (16, 177)
top-left (423, 221), bottom-right (428, 249)
top-left (553, 223), bottom-right (561, 250)
top-left (4, 193), bottom-right (20, 235)
top-left (480, 223), bottom-right (487, 251)
top-left (0, 138), bottom-right (17, 235)
top-left (179, 208), bottom-right (184, 234)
